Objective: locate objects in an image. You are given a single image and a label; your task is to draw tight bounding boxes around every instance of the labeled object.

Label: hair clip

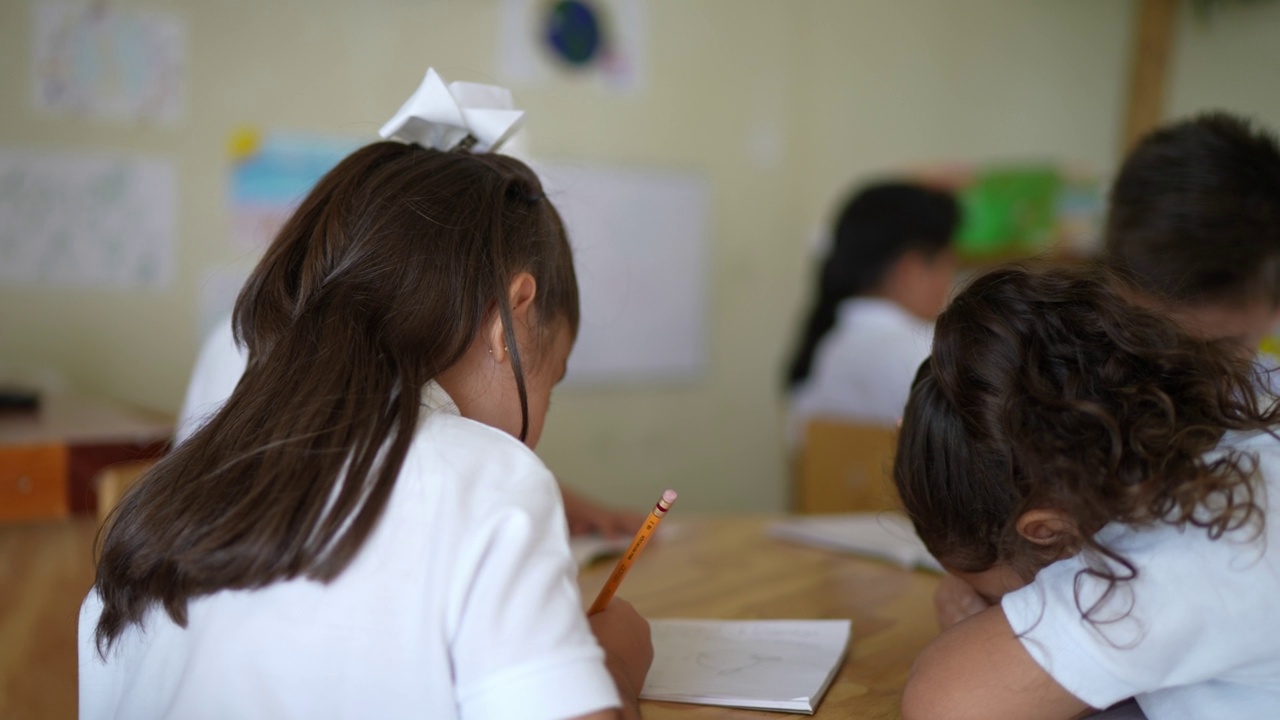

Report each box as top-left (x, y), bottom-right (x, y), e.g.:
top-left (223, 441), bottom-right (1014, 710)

top-left (379, 67), bottom-right (525, 154)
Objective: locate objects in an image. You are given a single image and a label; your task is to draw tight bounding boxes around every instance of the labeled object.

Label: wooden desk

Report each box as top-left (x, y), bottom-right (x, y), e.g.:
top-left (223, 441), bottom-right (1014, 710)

top-left (578, 516), bottom-right (940, 719)
top-left (0, 393), bottom-right (171, 521)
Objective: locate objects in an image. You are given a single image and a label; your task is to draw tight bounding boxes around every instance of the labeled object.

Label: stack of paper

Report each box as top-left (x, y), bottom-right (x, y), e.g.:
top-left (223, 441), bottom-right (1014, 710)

top-left (768, 513), bottom-right (943, 572)
top-left (641, 619), bottom-right (852, 714)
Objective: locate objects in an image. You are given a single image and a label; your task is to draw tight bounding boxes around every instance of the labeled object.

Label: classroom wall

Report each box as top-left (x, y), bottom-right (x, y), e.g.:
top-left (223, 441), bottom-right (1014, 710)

top-left (2, 0), bottom-right (1277, 513)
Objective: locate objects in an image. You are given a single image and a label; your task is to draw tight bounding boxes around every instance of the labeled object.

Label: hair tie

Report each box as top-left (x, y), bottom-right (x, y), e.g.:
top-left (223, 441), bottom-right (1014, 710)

top-left (379, 67), bottom-right (524, 154)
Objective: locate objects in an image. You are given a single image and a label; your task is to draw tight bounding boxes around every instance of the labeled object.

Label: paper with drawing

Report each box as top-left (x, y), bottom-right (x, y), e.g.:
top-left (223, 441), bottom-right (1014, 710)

top-left (641, 619), bottom-right (852, 714)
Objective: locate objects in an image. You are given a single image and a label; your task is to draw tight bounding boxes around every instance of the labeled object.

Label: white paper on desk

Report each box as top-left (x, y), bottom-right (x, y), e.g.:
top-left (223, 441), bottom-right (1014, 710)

top-left (769, 513), bottom-right (944, 573)
top-left (568, 535), bottom-right (631, 568)
top-left (641, 619), bottom-right (851, 714)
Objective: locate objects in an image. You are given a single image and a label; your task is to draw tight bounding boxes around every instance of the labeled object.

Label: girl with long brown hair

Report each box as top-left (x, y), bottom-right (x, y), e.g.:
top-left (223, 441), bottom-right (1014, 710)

top-left (79, 70), bottom-right (651, 720)
top-left (893, 264), bottom-right (1280, 719)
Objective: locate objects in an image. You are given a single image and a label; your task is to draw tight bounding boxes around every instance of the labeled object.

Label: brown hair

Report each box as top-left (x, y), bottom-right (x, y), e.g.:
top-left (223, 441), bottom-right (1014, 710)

top-left (1104, 112), bottom-right (1280, 309)
top-left (894, 264), bottom-right (1275, 604)
top-left (93, 142), bottom-right (578, 654)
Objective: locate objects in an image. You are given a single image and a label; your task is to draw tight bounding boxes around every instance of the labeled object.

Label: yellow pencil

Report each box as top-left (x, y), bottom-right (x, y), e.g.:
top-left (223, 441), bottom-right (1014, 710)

top-left (587, 489), bottom-right (678, 615)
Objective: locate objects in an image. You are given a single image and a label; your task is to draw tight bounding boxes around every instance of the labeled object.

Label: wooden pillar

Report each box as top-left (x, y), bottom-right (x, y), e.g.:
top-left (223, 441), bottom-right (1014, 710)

top-left (1123, 0), bottom-right (1179, 151)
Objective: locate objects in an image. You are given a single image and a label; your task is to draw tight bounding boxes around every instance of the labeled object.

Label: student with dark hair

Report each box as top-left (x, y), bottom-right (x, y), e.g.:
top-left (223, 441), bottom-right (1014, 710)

top-left (894, 264), bottom-right (1280, 719)
top-left (1105, 111), bottom-right (1280, 352)
top-left (80, 71), bottom-right (651, 720)
top-left (786, 182), bottom-right (959, 442)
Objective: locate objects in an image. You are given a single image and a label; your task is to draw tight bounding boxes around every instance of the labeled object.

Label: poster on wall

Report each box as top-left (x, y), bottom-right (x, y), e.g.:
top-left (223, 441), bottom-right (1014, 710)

top-left (535, 162), bottom-right (710, 384)
top-left (227, 128), bottom-right (361, 250)
top-left (0, 149), bottom-right (176, 288)
top-left (499, 0), bottom-right (647, 93)
top-left (32, 1), bottom-right (186, 125)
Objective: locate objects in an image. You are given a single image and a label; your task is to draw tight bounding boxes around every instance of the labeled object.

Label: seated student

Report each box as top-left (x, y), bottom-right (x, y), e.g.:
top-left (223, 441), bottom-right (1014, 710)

top-left (1104, 112), bottom-right (1280, 355)
top-left (179, 315), bottom-right (641, 537)
top-left (894, 264), bottom-right (1280, 720)
top-left (785, 182), bottom-right (959, 442)
top-left (81, 73), bottom-right (652, 719)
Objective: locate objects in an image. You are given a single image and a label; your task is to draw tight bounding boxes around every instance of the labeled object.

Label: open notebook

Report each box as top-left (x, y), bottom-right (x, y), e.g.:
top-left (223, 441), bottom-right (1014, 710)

top-left (640, 619), bottom-right (852, 714)
top-left (768, 512), bottom-right (944, 572)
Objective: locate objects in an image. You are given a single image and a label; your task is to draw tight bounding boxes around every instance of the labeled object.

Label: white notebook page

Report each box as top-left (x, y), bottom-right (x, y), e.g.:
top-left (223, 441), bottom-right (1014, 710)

top-left (641, 619), bottom-right (852, 714)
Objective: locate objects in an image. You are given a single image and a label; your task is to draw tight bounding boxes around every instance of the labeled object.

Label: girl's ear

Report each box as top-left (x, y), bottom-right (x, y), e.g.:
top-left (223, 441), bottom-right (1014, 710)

top-left (1015, 509), bottom-right (1079, 549)
top-left (487, 272), bottom-right (538, 364)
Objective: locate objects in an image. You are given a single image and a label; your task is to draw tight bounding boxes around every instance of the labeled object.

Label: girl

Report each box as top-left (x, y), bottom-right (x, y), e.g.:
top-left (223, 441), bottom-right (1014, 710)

top-left (80, 79), bottom-right (651, 719)
top-left (786, 182), bottom-right (959, 444)
top-left (894, 264), bottom-right (1280, 719)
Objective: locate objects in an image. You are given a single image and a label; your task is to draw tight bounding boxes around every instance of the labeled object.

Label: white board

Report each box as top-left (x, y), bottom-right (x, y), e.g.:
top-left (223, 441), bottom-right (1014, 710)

top-left (0, 150), bottom-right (176, 288)
top-left (536, 163), bottom-right (710, 385)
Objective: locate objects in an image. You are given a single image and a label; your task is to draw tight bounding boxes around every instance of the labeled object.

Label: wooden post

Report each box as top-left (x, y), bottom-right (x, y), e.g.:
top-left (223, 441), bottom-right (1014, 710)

top-left (1123, 0), bottom-right (1179, 151)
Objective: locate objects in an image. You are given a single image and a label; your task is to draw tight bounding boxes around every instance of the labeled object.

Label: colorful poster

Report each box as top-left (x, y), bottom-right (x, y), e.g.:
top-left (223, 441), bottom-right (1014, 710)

top-left (32, 1), bottom-right (186, 124)
top-left (227, 129), bottom-right (361, 250)
top-left (914, 163), bottom-right (1105, 261)
top-left (0, 149), bottom-right (176, 288)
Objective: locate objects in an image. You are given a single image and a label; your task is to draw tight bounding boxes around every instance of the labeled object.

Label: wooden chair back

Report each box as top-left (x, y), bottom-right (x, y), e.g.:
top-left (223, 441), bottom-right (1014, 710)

top-left (794, 419), bottom-right (900, 514)
top-left (94, 460), bottom-right (156, 525)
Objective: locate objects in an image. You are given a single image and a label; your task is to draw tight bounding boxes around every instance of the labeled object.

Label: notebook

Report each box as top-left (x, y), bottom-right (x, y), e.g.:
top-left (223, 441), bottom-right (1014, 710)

top-left (640, 619), bottom-right (852, 714)
top-left (768, 512), bottom-right (944, 572)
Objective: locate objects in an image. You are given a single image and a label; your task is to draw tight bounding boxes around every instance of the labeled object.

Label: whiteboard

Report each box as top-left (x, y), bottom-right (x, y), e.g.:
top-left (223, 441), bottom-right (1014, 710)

top-left (535, 163), bottom-right (710, 385)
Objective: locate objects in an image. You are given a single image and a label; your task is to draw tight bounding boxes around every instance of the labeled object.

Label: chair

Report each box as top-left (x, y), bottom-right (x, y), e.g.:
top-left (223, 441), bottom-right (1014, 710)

top-left (94, 460), bottom-right (155, 525)
top-left (794, 419), bottom-right (900, 514)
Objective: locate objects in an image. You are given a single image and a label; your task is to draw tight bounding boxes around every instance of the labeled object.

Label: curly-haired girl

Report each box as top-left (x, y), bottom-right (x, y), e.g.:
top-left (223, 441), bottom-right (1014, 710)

top-left (895, 264), bottom-right (1280, 719)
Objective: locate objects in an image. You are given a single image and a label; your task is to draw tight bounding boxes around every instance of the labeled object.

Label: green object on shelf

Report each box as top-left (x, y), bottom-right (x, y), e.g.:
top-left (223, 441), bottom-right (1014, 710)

top-left (956, 166), bottom-right (1063, 259)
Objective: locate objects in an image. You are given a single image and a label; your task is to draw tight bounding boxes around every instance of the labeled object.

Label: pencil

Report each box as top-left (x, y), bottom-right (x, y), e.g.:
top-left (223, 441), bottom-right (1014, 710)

top-left (587, 489), bottom-right (678, 615)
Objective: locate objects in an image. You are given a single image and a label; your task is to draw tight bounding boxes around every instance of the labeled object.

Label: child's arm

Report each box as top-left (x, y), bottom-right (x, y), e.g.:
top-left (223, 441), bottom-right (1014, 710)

top-left (560, 483), bottom-right (645, 538)
top-left (587, 598), bottom-right (653, 720)
top-left (902, 606), bottom-right (1090, 720)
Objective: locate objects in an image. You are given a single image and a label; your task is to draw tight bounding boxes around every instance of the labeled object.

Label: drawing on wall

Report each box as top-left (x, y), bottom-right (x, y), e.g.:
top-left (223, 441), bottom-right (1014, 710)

top-left (499, 0), bottom-right (646, 92)
top-left (32, 1), bottom-right (186, 124)
top-left (227, 128), bottom-right (360, 250)
top-left (0, 150), bottom-right (176, 288)
top-left (535, 162), bottom-right (709, 384)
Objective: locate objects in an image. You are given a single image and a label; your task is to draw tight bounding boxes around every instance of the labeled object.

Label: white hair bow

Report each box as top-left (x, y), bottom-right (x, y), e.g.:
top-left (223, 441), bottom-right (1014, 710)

top-left (379, 68), bottom-right (524, 153)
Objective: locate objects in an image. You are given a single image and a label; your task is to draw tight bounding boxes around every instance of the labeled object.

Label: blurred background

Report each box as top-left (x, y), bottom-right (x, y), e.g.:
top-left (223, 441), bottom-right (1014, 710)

top-left (2, 0), bottom-right (1279, 517)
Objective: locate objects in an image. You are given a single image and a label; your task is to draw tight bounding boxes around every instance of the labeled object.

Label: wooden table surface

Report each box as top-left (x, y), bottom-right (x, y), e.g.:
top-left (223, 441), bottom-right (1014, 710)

top-left (0, 515), bottom-right (939, 720)
top-left (578, 516), bottom-right (940, 720)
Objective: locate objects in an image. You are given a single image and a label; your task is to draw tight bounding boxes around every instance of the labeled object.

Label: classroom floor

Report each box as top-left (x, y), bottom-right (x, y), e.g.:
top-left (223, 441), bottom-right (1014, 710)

top-left (0, 518), bottom-right (97, 720)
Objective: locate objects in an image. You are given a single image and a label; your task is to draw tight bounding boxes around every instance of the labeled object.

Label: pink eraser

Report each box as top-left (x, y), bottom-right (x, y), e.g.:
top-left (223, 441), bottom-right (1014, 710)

top-left (661, 489), bottom-right (678, 504)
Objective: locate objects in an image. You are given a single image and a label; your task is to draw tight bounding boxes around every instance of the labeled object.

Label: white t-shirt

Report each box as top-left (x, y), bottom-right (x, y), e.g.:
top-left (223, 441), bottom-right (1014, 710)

top-left (79, 382), bottom-right (621, 720)
top-left (175, 315), bottom-right (246, 445)
top-left (1002, 429), bottom-right (1280, 719)
top-left (788, 297), bottom-right (933, 442)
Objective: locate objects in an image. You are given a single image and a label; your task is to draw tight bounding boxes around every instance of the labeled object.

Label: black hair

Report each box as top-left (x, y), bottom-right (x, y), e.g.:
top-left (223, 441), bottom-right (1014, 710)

top-left (785, 182), bottom-right (959, 388)
top-left (1105, 111), bottom-right (1280, 308)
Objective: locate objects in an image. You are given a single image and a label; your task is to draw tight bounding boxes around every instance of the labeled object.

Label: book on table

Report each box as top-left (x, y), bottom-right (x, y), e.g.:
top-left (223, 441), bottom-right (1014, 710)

top-left (640, 619), bottom-right (852, 715)
top-left (768, 512), bottom-right (943, 572)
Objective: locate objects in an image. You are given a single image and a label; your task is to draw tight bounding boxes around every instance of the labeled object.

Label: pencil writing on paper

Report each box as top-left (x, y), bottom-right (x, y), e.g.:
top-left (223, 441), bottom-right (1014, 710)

top-left (587, 489), bottom-right (677, 615)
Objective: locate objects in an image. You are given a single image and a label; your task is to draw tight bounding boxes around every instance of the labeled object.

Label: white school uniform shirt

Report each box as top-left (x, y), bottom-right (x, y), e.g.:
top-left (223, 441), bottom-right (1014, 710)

top-left (78, 382), bottom-right (621, 720)
top-left (1002, 429), bottom-right (1280, 719)
top-left (788, 297), bottom-right (933, 443)
top-left (175, 315), bottom-right (246, 445)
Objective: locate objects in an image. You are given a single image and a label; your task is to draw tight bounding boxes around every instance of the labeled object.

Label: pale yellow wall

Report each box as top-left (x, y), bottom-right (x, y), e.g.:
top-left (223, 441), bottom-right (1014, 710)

top-left (1167, 0), bottom-right (1280, 128)
top-left (2, 0), bottom-right (1273, 513)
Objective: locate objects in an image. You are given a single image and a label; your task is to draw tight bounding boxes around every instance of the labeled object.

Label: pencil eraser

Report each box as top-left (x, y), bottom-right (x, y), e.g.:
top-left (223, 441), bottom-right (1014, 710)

top-left (662, 489), bottom-right (678, 503)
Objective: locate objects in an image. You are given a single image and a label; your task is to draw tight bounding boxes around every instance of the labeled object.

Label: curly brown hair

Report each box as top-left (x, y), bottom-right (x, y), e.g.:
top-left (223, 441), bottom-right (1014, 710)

top-left (894, 263), bottom-right (1276, 610)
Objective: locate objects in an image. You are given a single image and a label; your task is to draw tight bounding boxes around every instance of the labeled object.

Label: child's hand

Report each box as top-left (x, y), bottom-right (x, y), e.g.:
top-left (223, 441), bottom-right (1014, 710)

top-left (588, 598), bottom-right (653, 720)
top-left (560, 483), bottom-right (645, 538)
top-left (934, 573), bottom-right (990, 630)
